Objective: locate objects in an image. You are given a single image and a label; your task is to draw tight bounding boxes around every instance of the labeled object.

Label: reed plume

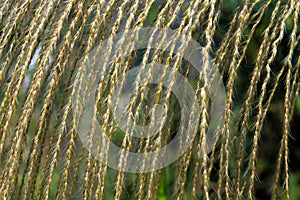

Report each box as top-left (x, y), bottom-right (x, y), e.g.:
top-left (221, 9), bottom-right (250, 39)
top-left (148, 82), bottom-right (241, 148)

top-left (0, 0), bottom-right (299, 199)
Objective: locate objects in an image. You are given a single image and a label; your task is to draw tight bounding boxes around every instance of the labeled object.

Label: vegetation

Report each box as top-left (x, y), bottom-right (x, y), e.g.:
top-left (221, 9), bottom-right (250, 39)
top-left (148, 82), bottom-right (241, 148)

top-left (0, 0), bottom-right (300, 199)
